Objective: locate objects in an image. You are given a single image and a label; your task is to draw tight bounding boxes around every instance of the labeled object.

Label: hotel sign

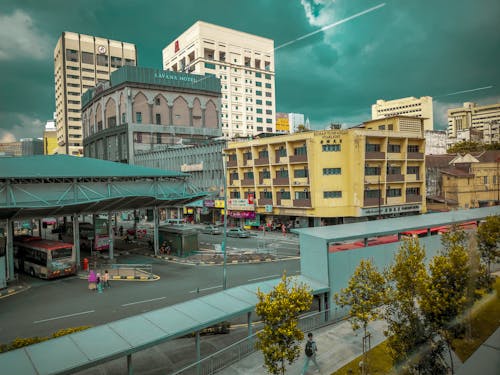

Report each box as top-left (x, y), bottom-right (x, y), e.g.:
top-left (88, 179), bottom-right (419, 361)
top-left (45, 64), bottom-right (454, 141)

top-left (316, 130), bottom-right (348, 139)
top-left (154, 71), bottom-right (197, 83)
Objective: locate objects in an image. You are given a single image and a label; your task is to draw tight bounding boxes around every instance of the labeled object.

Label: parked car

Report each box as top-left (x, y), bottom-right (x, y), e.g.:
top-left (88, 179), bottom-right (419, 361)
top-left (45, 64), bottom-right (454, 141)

top-left (227, 228), bottom-right (250, 238)
top-left (201, 225), bottom-right (222, 235)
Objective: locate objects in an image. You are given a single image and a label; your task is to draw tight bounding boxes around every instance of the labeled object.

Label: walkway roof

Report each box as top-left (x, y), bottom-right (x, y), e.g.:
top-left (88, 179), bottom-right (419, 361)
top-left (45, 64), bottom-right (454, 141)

top-left (0, 275), bottom-right (328, 375)
top-left (0, 155), bottom-right (204, 220)
top-left (293, 206), bottom-right (500, 242)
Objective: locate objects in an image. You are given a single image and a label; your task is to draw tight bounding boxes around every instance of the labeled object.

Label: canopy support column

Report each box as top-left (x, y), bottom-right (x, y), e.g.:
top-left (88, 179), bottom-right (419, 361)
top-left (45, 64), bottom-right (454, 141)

top-left (6, 219), bottom-right (14, 282)
top-left (153, 206), bottom-right (159, 256)
top-left (108, 212), bottom-right (114, 260)
top-left (72, 215), bottom-right (80, 269)
top-left (196, 330), bottom-right (201, 375)
top-left (247, 311), bottom-right (252, 337)
top-left (127, 354), bottom-right (133, 375)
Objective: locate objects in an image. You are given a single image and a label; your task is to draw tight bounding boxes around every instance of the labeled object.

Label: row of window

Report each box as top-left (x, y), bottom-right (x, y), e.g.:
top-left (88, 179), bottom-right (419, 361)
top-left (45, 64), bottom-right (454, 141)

top-left (365, 166), bottom-right (420, 176)
top-left (366, 144), bottom-right (420, 153)
top-left (364, 187), bottom-right (421, 198)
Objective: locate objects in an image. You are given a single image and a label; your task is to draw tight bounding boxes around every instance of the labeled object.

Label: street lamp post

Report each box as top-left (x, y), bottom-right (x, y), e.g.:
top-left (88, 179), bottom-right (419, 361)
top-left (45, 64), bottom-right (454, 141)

top-left (222, 153), bottom-right (228, 290)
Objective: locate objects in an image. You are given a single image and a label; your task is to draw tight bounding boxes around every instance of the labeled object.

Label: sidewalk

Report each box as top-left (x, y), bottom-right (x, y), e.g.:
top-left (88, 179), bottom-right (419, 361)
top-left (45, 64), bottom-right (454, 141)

top-left (0, 281), bottom-right (30, 299)
top-left (217, 318), bottom-right (388, 375)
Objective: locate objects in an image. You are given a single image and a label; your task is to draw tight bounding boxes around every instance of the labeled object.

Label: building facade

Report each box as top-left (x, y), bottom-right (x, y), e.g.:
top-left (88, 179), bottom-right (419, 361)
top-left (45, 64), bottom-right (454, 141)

top-left (424, 130), bottom-right (447, 155)
top-left (162, 21), bottom-right (275, 139)
top-left (43, 115), bottom-right (58, 155)
top-left (275, 112), bottom-right (305, 134)
top-left (447, 101), bottom-right (500, 146)
top-left (372, 96), bottom-right (433, 131)
top-left (82, 66), bottom-right (222, 164)
top-left (0, 139), bottom-right (43, 157)
top-left (225, 116), bottom-right (426, 228)
top-left (54, 32), bottom-right (137, 156)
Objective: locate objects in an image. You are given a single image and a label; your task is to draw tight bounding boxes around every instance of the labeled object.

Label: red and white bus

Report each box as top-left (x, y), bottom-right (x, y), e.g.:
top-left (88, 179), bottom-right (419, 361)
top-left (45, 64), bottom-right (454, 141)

top-left (14, 236), bottom-right (76, 279)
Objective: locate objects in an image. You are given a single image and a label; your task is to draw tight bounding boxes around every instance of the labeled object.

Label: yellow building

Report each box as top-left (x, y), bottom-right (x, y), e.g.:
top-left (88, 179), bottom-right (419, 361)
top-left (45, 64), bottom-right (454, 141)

top-left (372, 96), bottom-right (433, 131)
top-left (441, 151), bottom-right (500, 209)
top-left (43, 117), bottom-right (58, 155)
top-left (225, 116), bottom-right (426, 227)
top-left (54, 32), bottom-right (136, 156)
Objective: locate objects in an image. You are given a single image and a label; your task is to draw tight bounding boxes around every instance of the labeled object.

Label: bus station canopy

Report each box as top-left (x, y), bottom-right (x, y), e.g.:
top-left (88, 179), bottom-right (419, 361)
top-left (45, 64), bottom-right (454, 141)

top-left (0, 155), bottom-right (205, 220)
top-left (0, 275), bottom-right (328, 375)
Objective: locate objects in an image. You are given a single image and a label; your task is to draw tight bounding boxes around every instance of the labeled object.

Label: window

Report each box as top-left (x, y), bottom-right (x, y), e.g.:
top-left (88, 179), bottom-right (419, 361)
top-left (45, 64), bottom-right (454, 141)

top-left (407, 166), bottom-right (420, 175)
top-left (407, 145), bottom-right (419, 153)
top-left (256, 108), bottom-right (262, 114)
top-left (266, 110), bottom-right (272, 115)
top-left (387, 166), bottom-right (401, 175)
top-left (265, 92), bottom-right (272, 97)
top-left (136, 112), bottom-right (142, 124)
top-left (266, 127), bottom-right (272, 132)
top-left (256, 81), bottom-right (262, 87)
top-left (81, 52), bottom-right (94, 64)
top-left (255, 72), bottom-right (262, 78)
top-left (324, 191), bottom-right (342, 198)
top-left (266, 119), bottom-right (272, 124)
top-left (243, 151), bottom-right (252, 160)
top-left (388, 144), bottom-right (401, 153)
top-left (365, 166), bottom-right (381, 176)
top-left (378, 125), bottom-right (385, 130)
top-left (406, 187), bottom-right (420, 195)
top-left (484, 176), bottom-right (488, 184)
top-left (258, 150), bottom-right (268, 158)
top-left (230, 191), bottom-right (240, 198)
top-left (276, 169), bottom-right (289, 178)
top-left (322, 144), bottom-right (341, 152)
top-left (121, 113), bottom-right (126, 124)
top-left (256, 90), bottom-right (262, 96)
top-left (96, 54), bottom-right (108, 67)
top-left (295, 191), bottom-right (310, 199)
top-left (278, 148), bottom-right (286, 157)
top-left (257, 117), bottom-right (263, 123)
top-left (244, 171), bottom-right (254, 179)
top-left (257, 126), bottom-right (263, 131)
top-left (266, 101), bottom-right (272, 106)
top-left (256, 99), bottom-right (262, 105)
top-left (265, 83), bottom-right (272, 89)
top-left (155, 98), bottom-right (161, 105)
top-left (265, 74), bottom-right (271, 79)
top-left (261, 170), bottom-right (271, 179)
top-left (386, 188), bottom-right (402, 197)
top-left (111, 56), bottom-right (122, 68)
top-left (364, 190), bottom-right (380, 198)
top-left (294, 145), bottom-right (307, 155)
top-left (294, 168), bottom-right (309, 178)
top-left (279, 191), bottom-right (291, 199)
top-left (365, 144), bottom-right (380, 152)
top-left (261, 191), bottom-right (272, 199)
top-left (230, 172), bottom-right (239, 180)
top-left (323, 168), bottom-right (341, 175)
top-left (155, 114), bottom-right (161, 125)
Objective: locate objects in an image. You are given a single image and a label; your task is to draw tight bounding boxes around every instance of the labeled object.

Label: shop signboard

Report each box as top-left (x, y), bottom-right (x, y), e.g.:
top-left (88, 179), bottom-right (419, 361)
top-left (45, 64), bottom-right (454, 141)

top-left (204, 199), bottom-right (215, 207)
top-left (229, 211), bottom-right (256, 219)
top-left (227, 198), bottom-right (255, 211)
top-left (245, 215), bottom-right (260, 226)
top-left (215, 200), bottom-right (225, 208)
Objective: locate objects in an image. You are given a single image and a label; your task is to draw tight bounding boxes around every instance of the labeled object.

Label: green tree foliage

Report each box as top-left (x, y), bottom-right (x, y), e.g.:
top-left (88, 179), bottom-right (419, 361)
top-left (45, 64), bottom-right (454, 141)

top-left (420, 227), bottom-right (470, 374)
top-left (335, 259), bottom-right (385, 374)
top-left (255, 272), bottom-right (313, 374)
top-left (477, 215), bottom-right (500, 274)
top-left (446, 140), bottom-right (500, 154)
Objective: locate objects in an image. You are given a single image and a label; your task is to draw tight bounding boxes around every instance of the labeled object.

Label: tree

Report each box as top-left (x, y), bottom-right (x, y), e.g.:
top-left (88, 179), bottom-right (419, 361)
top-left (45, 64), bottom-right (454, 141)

top-left (476, 215), bottom-right (500, 274)
top-left (446, 140), bottom-right (484, 154)
top-left (420, 227), bottom-right (470, 374)
top-left (255, 272), bottom-right (313, 374)
top-left (335, 259), bottom-right (386, 374)
top-left (384, 238), bottom-right (435, 372)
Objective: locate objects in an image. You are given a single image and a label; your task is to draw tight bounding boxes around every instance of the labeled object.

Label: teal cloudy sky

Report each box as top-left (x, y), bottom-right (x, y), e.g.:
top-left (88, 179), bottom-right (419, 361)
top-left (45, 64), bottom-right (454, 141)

top-left (0, 0), bottom-right (499, 141)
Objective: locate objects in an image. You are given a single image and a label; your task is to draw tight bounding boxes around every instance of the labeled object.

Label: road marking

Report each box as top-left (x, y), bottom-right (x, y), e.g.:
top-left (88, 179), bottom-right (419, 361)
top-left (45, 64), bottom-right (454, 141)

top-left (33, 310), bottom-right (95, 324)
top-left (248, 274), bottom-right (280, 282)
top-left (189, 285), bottom-right (222, 293)
top-left (121, 297), bottom-right (166, 307)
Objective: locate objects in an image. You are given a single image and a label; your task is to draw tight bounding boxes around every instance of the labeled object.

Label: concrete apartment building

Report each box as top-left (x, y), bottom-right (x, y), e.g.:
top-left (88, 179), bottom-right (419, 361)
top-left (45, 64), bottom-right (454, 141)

top-left (225, 116), bottom-right (426, 228)
top-left (447, 101), bottom-right (500, 146)
top-left (372, 96), bottom-right (433, 131)
top-left (424, 130), bottom-right (447, 155)
top-left (0, 139), bottom-right (43, 157)
top-left (54, 32), bottom-right (136, 156)
top-left (276, 112), bottom-right (305, 133)
top-left (162, 21), bottom-right (275, 139)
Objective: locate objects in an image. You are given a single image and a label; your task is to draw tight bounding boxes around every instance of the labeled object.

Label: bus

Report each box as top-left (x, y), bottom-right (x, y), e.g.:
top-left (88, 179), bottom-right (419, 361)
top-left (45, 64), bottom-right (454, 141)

top-left (14, 236), bottom-right (76, 279)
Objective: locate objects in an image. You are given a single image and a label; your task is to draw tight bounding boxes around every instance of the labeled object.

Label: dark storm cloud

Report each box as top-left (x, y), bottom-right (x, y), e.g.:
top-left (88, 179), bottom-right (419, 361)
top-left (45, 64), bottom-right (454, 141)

top-left (0, 0), bottom-right (499, 139)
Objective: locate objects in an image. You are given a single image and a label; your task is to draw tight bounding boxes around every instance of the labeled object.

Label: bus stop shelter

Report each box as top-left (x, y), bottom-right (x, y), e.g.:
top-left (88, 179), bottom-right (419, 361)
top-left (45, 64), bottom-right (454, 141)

top-left (0, 155), bottom-right (206, 284)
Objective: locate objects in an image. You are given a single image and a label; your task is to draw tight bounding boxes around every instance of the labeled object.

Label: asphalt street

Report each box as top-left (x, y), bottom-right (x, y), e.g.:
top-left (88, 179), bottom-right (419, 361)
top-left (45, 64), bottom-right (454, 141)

top-left (0, 252), bottom-right (300, 344)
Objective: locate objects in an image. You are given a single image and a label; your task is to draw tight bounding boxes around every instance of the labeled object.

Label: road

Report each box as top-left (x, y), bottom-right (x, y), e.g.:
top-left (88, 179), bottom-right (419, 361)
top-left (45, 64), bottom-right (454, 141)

top-left (0, 252), bottom-right (300, 344)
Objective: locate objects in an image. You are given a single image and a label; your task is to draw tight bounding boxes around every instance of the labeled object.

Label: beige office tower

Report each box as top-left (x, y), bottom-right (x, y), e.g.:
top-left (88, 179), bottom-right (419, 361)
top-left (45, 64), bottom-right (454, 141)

top-left (54, 32), bottom-right (136, 155)
top-left (447, 102), bottom-right (500, 145)
top-left (162, 21), bottom-right (275, 139)
top-left (372, 96), bottom-right (434, 131)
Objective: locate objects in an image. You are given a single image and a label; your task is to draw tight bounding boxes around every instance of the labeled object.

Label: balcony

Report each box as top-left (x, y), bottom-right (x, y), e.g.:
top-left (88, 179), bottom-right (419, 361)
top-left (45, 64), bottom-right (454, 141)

top-left (293, 199), bottom-right (312, 207)
top-left (387, 174), bottom-right (404, 182)
top-left (227, 159), bottom-right (237, 167)
top-left (407, 152), bottom-right (424, 160)
top-left (241, 179), bottom-right (255, 187)
top-left (258, 198), bottom-right (273, 206)
top-left (258, 177), bottom-right (271, 186)
top-left (292, 178), bottom-right (310, 186)
top-left (273, 177), bottom-right (290, 186)
top-left (406, 194), bottom-right (422, 203)
top-left (365, 152), bottom-right (385, 160)
top-left (364, 197), bottom-right (381, 207)
top-left (289, 154), bottom-right (308, 163)
top-left (276, 198), bottom-right (292, 207)
top-left (254, 157), bottom-right (270, 166)
top-left (243, 158), bottom-right (254, 167)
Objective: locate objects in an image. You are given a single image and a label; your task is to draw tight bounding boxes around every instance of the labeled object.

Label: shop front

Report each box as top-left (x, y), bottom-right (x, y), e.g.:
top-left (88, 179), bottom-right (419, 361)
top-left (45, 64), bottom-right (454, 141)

top-left (227, 198), bottom-right (255, 227)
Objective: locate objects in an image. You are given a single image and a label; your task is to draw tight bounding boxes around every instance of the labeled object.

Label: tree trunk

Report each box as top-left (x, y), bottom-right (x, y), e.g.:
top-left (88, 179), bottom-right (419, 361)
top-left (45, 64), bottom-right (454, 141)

top-left (447, 340), bottom-right (454, 374)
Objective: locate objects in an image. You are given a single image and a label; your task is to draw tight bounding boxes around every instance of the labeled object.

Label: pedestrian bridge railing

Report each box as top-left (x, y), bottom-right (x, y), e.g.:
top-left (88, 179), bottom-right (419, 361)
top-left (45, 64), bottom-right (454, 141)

top-left (172, 309), bottom-right (342, 375)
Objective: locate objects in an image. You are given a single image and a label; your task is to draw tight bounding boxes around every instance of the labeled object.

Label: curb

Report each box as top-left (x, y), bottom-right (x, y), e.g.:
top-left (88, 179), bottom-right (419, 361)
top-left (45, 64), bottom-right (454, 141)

top-left (147, 254), bottom-right (300, 266)
top-left (0, 283), bottom-right (30, 299)
top-left (78, 273), bottom-right (160, 282)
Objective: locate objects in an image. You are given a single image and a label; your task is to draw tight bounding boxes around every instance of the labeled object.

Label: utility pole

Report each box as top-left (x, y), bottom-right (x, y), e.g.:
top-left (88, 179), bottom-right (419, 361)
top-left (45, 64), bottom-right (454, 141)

top-left (222, 152), bottom-right (228, 290)
top-left (378, 174), bottom-right (382, 219)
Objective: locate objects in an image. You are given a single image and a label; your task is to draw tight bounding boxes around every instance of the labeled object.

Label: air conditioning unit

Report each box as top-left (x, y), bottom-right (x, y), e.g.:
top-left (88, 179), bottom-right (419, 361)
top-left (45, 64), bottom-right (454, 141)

top-left (294, 181), bottom-right (299, 185)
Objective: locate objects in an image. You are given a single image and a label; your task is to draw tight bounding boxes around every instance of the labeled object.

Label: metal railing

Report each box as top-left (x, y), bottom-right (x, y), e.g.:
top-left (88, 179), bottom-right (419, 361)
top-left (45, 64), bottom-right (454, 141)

top-left (172, 309), bottom-right (342, 375)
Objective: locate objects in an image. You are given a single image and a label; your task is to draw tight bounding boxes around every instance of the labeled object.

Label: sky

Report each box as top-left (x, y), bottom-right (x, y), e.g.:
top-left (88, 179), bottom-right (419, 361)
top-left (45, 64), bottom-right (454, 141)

top-left (0, 0), bottom-right (499, 142)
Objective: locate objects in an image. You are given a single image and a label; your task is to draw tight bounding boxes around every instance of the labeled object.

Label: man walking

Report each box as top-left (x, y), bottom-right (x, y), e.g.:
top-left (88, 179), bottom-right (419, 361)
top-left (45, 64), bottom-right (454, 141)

top-left (301, 332), bottom-right (321, 374)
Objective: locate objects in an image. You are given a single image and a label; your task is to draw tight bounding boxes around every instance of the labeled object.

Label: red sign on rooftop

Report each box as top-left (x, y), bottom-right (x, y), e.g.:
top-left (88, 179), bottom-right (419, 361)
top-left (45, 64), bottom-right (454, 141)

top-left (174, 40), bottom-right (179, 53)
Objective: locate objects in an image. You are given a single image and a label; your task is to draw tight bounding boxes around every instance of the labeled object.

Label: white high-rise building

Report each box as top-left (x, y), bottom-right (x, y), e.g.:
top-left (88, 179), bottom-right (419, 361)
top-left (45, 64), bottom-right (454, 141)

top-left (162, 21), bottom-right (275, 139)
top-left (447, 102), bottom-right (500, 145)
top-left (289, 113), bottom-right (305, 133)
top-left (372, 96), bottom-right (433, 131)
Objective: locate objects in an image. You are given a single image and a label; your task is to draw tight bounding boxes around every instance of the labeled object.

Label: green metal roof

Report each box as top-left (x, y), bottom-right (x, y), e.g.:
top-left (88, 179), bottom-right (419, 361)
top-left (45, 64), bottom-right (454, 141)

top-left (0, 155), bottom-right (187, 179)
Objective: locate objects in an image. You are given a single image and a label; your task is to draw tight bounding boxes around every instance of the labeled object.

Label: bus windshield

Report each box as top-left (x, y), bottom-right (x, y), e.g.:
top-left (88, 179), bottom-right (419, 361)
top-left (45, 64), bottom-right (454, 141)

top-left (51, 247), bottom-right (73, 259)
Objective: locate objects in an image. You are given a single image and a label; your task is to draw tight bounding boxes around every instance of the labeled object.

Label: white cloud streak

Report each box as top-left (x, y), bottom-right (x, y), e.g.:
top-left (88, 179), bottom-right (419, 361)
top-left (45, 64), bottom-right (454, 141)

top-left (276, 3), bottom-right (386, 51)
top-left (442, 85), bottom-right (494, 97)
top-left (0, 10), bottom-right (51, 61)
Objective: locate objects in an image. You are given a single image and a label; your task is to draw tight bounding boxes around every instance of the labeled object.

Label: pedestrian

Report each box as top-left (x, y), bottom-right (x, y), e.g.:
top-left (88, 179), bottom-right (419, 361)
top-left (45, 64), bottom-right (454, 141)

top-left (103, 270), bottom-right (110, 288)
top-left (282, 223), bottom-right (286, 237)
top-left (301, 332), bottom-right (320, 374)
top-left (88, 270), bottom-right (97, 291)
